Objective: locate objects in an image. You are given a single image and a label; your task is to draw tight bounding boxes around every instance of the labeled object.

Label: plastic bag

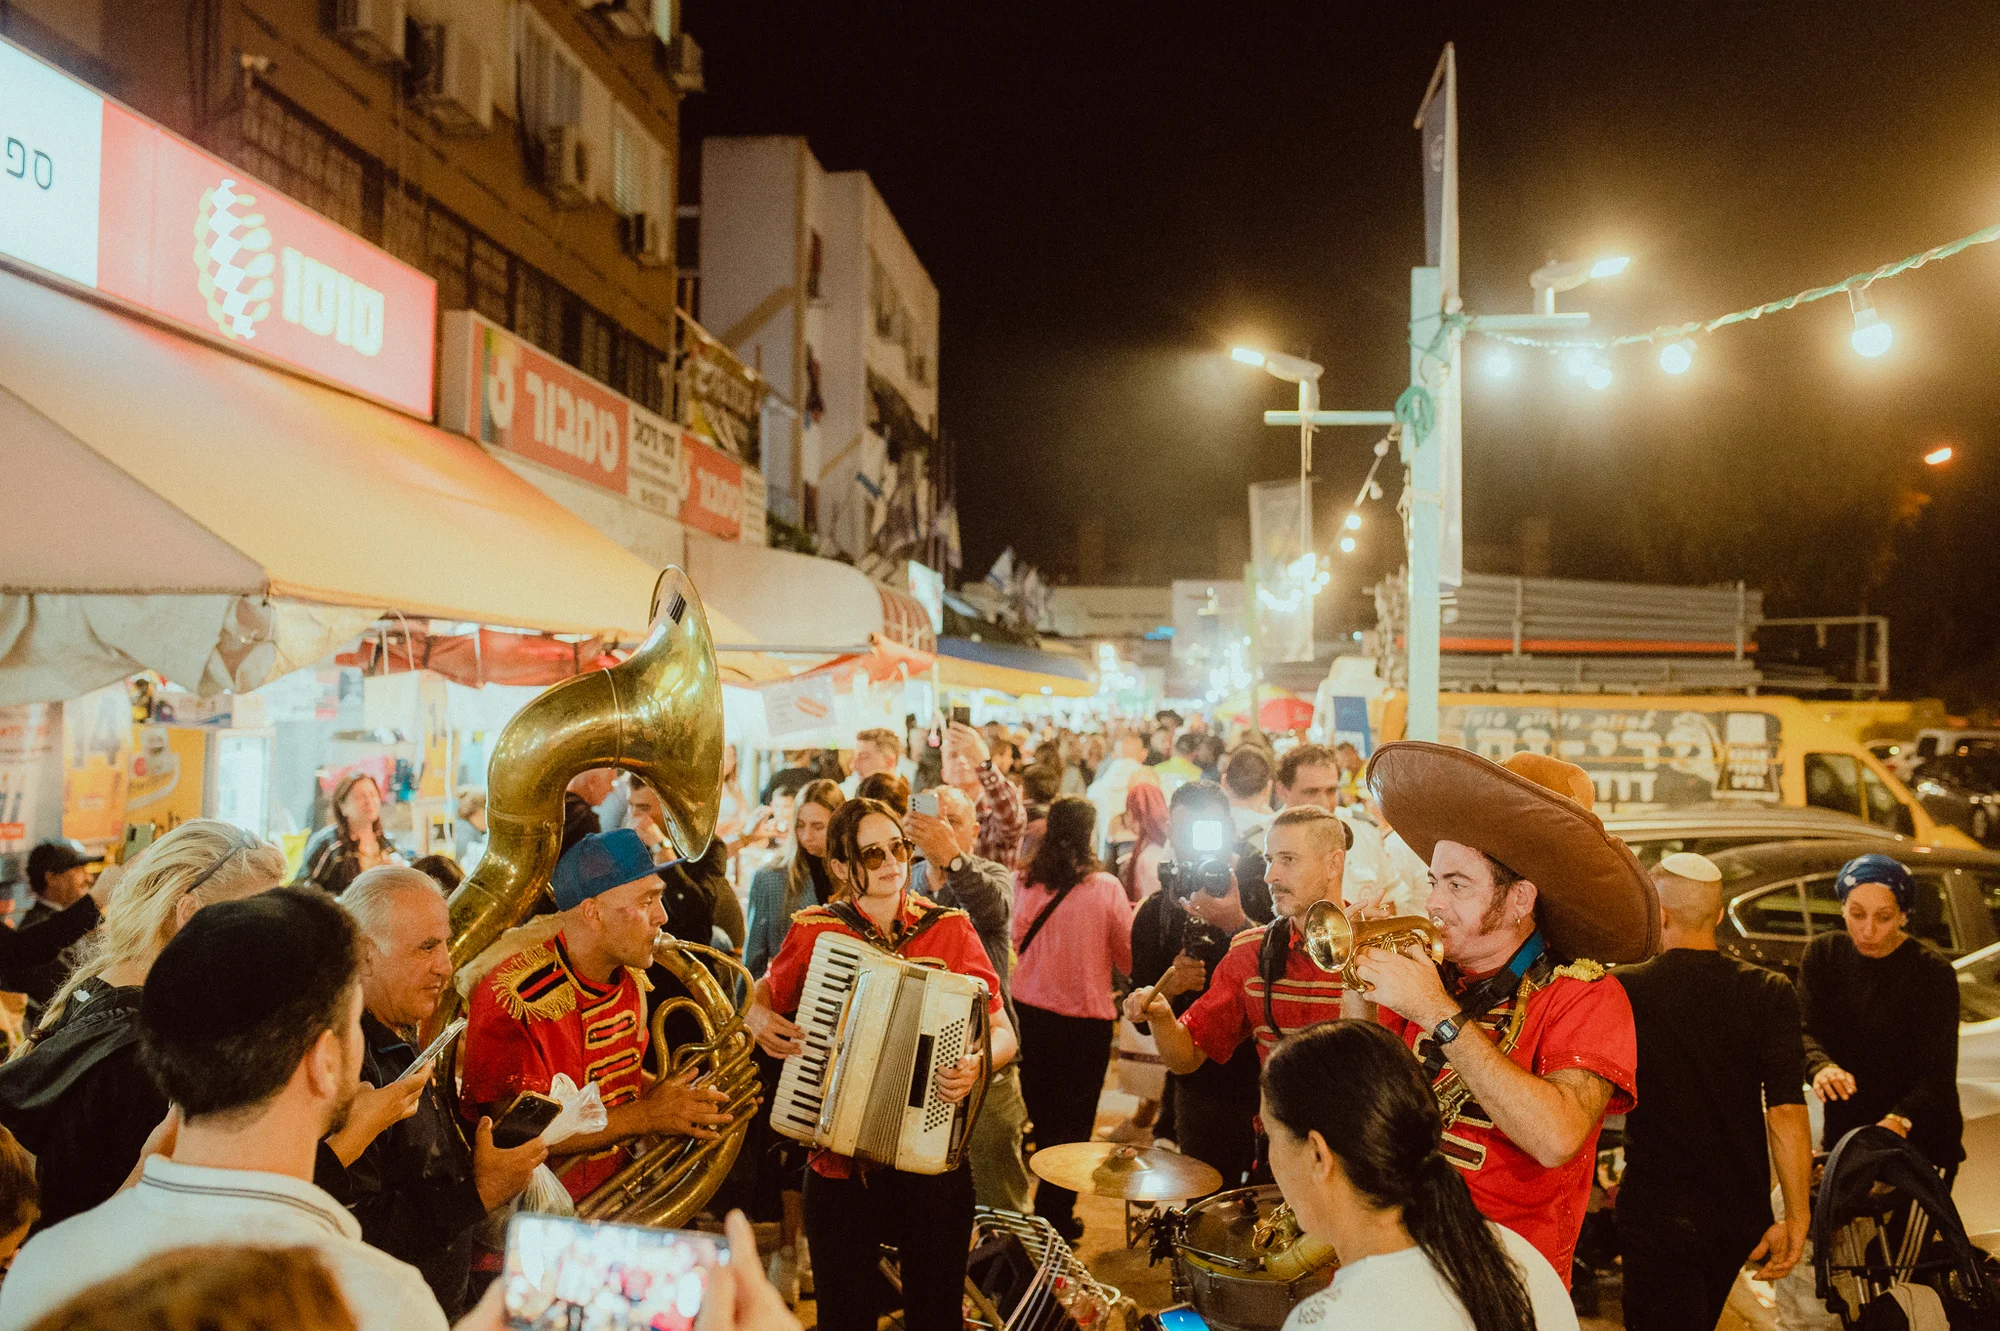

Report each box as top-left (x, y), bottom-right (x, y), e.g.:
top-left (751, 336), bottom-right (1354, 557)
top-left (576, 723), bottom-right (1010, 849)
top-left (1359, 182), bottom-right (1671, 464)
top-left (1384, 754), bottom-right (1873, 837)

top-left (539, 1074), bottom-right (608, 1148)
top-left (519, 1163), bottom-right (578, 1215)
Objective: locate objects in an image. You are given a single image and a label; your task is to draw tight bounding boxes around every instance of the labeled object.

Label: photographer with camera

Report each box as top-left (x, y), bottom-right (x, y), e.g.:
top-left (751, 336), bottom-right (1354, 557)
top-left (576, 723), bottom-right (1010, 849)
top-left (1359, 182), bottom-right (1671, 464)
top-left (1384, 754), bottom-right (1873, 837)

top-left (1128, 783), bottom-right (1271, 1189)
top-left (1124, 805), bottom-right (1351, 1079)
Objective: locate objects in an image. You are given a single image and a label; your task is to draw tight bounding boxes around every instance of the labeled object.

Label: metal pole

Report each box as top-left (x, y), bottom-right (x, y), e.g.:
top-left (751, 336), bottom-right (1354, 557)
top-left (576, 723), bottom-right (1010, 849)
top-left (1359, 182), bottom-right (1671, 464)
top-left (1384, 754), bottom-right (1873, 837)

top-left (1405, 267), bottom-right (1444, 742)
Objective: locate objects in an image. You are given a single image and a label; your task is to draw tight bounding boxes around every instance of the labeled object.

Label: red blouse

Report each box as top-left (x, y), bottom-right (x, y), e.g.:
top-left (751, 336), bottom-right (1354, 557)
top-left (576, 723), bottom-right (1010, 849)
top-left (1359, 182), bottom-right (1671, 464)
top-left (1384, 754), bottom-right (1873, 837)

top-left (764, 891), bottom-right (1003, 1177)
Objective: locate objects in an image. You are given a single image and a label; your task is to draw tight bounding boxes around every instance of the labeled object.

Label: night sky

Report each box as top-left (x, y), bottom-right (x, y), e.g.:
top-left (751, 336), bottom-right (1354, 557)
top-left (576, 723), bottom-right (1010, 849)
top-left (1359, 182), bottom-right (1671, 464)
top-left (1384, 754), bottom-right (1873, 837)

top-left (685, 2), bottom-right (2000, 702)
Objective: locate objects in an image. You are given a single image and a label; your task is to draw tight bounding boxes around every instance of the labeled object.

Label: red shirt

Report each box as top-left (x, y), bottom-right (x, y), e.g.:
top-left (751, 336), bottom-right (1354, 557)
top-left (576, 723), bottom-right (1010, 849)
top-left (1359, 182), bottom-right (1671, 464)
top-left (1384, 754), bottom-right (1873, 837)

top-left (1378, 961), bottom-right (1638, 1286)
top-left (1180, 921), bottom-right (1344, 1066)
top-left (462, 931), bottom-right (650, 1201)
top-left (764, 891), bottom-right (1004, 1177)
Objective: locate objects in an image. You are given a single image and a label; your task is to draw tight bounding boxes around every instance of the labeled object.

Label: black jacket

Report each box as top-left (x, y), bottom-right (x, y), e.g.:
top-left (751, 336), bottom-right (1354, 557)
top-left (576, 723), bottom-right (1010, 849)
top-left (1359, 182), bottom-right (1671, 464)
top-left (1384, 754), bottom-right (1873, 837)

top-left (292, 824), bottom-right (401, 896)
top-left (315, 1012), bottom-right (487, 1315)
top-left (1130, 890), bottom-right (1262, 1103)
top-left (0, 978), bottom-right (163, 1229)
top-left (4, 896), bottom-right (102, 1011)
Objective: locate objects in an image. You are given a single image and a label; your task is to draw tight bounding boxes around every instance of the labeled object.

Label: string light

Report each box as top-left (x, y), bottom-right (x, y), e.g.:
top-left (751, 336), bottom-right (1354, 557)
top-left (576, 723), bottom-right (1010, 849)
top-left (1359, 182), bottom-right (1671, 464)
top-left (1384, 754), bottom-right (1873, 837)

top-left (1338, 535), bottom-right (1357, 553)
top-left (1849, 287), bottom-right (1892, 357)
top-left (1659, 340), bottom-right (1694, 375)
top-left (1584, 362), bottom-right (1613, 391)
top-left (1343, 512), bottom-right (1362, 531)
top-left (1484, 349), bottom-right (1515, 379)
top-left (1459, 222), bottom-right (1998, 363)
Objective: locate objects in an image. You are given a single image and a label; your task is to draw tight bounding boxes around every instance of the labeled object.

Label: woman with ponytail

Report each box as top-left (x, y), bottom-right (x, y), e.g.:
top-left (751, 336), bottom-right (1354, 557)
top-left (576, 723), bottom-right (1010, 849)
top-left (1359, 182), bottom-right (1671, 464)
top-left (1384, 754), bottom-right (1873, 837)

top-left (1261, 1020), bottom-right (1576, 1331)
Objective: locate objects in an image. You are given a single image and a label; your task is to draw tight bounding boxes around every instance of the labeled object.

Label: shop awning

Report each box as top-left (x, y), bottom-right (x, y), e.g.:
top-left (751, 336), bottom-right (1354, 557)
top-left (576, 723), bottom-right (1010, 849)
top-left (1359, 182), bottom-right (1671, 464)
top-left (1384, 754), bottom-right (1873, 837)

top-left (0, 267), bottom-right (774, 701)
top-left (684, 533), bottom-right (937, 656)
top-left (936, 637), bottom-right (1097, 699)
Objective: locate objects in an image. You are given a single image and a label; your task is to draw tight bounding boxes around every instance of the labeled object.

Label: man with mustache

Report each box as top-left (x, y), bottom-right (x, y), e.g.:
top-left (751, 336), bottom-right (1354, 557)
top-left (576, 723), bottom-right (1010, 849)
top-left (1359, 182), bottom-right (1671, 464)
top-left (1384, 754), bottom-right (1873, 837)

top-left (1346, 744), bottom-right (1651, 1289)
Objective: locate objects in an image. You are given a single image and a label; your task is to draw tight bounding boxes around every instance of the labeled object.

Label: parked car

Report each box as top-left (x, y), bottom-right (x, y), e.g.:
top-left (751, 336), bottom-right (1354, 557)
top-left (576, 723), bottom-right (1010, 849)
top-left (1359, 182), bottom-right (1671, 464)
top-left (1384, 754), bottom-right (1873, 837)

top-left (1953, 941), bottom-right (2000, 1252)
top-left (1902, 728), bottom-right (2000, 779)
top-left (1601, 803), bottom-right (1902, 870)
top-left (1705, 838), bottom-right (2000, 978)
top-left (1911, 751), bottom-right (2000, 844)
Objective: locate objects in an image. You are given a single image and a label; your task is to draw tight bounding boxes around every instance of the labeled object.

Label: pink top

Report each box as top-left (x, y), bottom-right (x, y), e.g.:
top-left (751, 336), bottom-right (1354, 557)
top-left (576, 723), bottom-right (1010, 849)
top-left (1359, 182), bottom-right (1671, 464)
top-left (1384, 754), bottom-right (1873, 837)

top-left (1011, 870), bottom-right (1135, 1021)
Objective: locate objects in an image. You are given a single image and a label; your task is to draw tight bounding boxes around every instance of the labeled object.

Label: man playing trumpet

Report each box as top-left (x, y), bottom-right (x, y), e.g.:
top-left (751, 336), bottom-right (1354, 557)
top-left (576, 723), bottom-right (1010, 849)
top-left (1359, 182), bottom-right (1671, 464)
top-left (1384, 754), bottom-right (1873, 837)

top-left (1342, 744), bottom-right (1650, 1288)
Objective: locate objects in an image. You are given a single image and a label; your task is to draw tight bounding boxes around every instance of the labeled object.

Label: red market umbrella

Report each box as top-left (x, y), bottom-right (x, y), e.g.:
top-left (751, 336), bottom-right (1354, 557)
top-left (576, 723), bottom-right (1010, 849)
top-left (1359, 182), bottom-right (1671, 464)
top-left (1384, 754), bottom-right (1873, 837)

top-left (1259, 696), bottom-right (1315, 733)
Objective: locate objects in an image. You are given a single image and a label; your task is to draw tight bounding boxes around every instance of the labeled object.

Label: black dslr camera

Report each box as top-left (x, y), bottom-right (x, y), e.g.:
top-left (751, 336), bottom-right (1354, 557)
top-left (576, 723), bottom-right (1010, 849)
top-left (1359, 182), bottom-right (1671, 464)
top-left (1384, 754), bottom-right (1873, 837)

top-left (1158, 814), bottom-right (1235, 901)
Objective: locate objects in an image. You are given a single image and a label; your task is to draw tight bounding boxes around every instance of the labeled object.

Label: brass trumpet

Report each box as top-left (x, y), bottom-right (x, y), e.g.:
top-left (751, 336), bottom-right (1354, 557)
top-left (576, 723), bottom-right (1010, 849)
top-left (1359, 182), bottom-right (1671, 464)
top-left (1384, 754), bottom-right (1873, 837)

top-left (1299, 899), bottom-right (1446, 991)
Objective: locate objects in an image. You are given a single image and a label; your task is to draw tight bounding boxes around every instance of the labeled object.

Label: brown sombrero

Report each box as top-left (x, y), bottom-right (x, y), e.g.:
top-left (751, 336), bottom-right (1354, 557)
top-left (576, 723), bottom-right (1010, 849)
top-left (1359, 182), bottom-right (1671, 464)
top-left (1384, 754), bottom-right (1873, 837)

top-left (1366, 741), bottom-right (1659, 964)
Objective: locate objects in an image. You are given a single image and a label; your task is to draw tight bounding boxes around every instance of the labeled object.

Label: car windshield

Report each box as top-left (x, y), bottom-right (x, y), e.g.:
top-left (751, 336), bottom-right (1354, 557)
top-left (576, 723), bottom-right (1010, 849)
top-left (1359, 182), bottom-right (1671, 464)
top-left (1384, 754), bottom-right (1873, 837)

top-left (1959, 945), bottom-right (2000, 1024)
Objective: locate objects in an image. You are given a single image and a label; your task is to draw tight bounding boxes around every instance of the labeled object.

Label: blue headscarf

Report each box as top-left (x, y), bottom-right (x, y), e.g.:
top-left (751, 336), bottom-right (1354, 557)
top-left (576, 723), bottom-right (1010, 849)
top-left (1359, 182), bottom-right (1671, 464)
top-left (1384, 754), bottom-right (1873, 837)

top-left (1833, 853), bottom-right (1914, 913)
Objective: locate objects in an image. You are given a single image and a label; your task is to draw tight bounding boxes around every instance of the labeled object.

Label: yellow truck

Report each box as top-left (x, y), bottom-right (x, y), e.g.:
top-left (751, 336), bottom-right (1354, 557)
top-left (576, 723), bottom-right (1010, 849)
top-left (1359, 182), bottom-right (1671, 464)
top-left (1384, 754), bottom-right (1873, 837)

top-left (1360, 690), bottom-right (1977, 850)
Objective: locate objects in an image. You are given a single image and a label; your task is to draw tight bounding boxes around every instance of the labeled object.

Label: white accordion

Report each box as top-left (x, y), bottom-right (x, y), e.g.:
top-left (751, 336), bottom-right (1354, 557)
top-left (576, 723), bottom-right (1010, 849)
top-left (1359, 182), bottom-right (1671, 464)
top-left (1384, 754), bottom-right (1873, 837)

top-left (769, 930), bottom-right (990, 1174)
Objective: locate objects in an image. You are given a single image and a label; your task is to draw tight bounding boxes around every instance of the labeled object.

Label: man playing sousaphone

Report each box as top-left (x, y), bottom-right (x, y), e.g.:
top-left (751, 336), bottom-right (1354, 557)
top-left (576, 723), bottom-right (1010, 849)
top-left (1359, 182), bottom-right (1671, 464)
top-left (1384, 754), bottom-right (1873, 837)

top-left (1341, 743), bottom-right (1654, 1288)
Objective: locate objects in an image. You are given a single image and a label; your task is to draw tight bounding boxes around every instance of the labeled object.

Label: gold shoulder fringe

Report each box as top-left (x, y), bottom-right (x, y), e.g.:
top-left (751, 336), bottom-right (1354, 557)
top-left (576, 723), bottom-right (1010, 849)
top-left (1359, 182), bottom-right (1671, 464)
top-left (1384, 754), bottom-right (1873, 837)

top-left (492, 941), bottom-right (577, 1022)
top-left (1551, 958), bottom-right (1608, 983)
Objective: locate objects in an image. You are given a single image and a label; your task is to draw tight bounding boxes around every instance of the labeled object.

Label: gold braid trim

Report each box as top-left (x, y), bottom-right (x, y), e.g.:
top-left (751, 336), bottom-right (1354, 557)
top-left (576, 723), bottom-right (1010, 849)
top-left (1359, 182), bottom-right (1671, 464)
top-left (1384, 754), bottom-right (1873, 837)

top-left (1431, 956), bottom-right (1610, 1132)
top-left (492, 942), bottom-right (577, 1022)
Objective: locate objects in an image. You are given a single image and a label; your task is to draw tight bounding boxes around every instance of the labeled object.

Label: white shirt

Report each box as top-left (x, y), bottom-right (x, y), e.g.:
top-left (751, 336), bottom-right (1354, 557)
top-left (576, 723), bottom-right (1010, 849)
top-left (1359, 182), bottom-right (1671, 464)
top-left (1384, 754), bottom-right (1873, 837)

top-left (0, 1156), bottom-right (447, 1331)
top-left (1279, 1224), bottom-right (1576, 1331)
top-left (1230, 804), bottom-right (1275, 852)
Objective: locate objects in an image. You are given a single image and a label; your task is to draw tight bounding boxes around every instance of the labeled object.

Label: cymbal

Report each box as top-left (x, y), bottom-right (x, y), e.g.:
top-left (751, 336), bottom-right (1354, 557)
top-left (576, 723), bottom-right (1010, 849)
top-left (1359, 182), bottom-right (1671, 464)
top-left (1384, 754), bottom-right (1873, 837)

top-left (1029, 1142), bottom-right (1223, 1203)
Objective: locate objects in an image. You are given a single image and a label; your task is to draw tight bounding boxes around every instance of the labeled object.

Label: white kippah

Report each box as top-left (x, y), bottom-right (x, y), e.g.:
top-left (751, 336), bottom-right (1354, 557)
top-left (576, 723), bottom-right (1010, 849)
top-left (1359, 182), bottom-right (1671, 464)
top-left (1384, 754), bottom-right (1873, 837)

top-left (1659, 851), bottom-right (1722, 883)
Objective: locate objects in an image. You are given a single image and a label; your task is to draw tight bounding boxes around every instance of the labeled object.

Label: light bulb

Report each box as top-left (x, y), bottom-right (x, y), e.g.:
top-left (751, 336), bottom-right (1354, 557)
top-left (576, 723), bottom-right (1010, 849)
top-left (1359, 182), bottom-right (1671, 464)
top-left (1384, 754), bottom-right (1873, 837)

top-left (1924, 445), bottom-right (1954, 466)
top-left (1230, 346), bottom-right (1266, 368)
top-left (1338, 536), bottom-right (1357, 554)
top-left (1584, 363), bottom-right (1614, 391)
top-left (1343, 512), bottom-right (1362, 531)
top-left (1485, 350), bottom-right (1515, 380)
top-left (1659, 341), bottom-right (1693, 375)
top-left (1589, 256), bottom-right (1632, 279)
top-left (1849, 288), bottom-right (1892, 358)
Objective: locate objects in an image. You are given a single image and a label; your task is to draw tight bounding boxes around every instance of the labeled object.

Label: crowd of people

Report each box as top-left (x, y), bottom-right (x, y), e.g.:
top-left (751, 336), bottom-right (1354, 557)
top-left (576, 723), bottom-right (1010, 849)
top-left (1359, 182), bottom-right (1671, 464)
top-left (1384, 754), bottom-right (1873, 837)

top-left (0, 705), bottom-right (1966, 1331)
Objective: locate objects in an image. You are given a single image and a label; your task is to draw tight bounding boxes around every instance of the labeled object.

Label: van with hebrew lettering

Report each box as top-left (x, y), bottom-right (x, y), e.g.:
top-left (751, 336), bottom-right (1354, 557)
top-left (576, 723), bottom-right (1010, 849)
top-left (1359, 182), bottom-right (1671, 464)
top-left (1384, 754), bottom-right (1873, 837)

top-left (1357, 690), bottom-right (1978, 851)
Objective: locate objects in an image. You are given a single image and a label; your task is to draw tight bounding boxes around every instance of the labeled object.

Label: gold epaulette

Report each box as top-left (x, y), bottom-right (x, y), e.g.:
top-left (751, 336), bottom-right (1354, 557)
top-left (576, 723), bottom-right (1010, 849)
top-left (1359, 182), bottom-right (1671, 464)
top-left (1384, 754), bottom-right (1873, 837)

top-left (1551, 958), bottom-right (1608, 983)
top-left (491, 940), bottom-right (577, 1022)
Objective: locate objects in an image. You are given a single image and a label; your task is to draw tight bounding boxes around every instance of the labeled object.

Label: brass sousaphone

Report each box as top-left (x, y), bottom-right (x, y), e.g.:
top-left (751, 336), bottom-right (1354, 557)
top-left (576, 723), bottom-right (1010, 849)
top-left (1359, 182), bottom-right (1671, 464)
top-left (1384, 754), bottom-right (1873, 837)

top-left (1297, 899), bottom-right (1445, 991)
top-left (442, 567), bottom-right (759, 1227)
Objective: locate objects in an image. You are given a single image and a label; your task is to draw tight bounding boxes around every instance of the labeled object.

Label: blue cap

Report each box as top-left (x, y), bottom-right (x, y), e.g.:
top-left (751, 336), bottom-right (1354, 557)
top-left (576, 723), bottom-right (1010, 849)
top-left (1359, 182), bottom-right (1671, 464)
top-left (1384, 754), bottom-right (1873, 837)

top-left (552, 829), bottom-right (658, 911)
top-left (1834, 853), bottom-right (1914, 913)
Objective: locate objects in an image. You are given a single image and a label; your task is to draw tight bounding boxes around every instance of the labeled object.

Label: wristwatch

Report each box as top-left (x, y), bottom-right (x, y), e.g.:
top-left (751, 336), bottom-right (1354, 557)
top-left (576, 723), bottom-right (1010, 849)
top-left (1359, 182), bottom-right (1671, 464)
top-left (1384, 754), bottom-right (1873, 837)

top-left (947, 854), bottom-right (968, 876)
top-left (1885, 1113), bottom-right (1913, 1134)
top-left (1430, 1012), bottom-right (1466, 1046)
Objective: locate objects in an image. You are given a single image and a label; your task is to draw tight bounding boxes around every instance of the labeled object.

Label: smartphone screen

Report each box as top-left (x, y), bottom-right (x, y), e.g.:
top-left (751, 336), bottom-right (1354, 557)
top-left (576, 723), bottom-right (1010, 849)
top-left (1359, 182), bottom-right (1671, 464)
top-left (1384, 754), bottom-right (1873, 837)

top-left (1157, 1307), bottom-right (1211, 1331)
top-left (493, 1092), bottom-right (564, 1149)
top-left (407, 1017), bottom-right (466, 1076)
top-left (503, 1213), bottom-right (729, 1331)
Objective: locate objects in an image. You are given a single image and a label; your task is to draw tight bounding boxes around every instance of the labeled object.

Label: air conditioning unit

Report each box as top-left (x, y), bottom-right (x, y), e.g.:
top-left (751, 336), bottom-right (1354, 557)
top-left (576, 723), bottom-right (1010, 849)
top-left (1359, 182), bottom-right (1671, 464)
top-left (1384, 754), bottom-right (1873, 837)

top-left (538, 125), bottom-right (592, 208)
top-left (662, 30), bottom-right (703, 94)
top-left (620, 213), bottom-right (671, 268)
top-left (333, 0), bottom-right (406, 66)
top-left (599, 0), bottom-right (652, 38)
top-left (408, 23), bottom-right (493, 135)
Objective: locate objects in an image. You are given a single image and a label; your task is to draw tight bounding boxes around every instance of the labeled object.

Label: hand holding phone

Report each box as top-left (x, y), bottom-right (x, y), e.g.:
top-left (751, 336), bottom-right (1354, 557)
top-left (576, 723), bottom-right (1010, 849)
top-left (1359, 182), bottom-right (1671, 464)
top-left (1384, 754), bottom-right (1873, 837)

top-left (492, 1091), bottom-right (564, 1149)
top-left (502, 1212), bottom-right (733, 1331)
top-left (402, 1017), bottom-right (466, 1082)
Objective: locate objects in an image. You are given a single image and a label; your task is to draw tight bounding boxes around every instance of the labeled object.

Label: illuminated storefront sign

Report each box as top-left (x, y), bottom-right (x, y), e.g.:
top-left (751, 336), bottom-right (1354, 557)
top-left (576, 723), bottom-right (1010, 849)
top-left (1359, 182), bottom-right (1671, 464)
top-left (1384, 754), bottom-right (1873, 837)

top-left (443, 312), bottom-right (629, 492)
top-left (679, 431), bottom-right (745, 540)
top-left (0, 37), bottom-right (436, 416)
top-left (442, 310), bottom-right (758, 543)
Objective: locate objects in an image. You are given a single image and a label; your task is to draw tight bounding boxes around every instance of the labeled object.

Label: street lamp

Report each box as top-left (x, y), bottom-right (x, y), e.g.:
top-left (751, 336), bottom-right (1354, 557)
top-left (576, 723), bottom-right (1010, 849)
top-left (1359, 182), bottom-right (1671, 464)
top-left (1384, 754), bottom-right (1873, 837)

top-left (1230, 342), bottom-right (1325, 559)
top-left (1528, 254), bottom-right (1632, 316)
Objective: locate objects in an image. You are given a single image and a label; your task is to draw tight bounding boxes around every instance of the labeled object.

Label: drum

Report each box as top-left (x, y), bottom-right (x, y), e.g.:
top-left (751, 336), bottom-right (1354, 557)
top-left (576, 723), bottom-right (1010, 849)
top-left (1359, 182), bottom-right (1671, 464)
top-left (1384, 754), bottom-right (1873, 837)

top-left (1170, 1186), bottom-right (1335, 1331)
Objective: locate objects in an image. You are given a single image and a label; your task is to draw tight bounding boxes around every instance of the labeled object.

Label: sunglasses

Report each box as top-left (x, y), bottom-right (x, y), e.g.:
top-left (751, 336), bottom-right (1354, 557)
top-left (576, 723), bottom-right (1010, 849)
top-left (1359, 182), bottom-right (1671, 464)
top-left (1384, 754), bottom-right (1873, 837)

top-left (853, 839), bottom-right (915, 872)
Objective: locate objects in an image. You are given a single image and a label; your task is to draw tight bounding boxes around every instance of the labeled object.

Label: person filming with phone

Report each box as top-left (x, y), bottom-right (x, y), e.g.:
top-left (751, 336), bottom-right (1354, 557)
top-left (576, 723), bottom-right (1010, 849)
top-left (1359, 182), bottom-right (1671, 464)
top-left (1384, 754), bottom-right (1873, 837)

top-left (460, 830), bottom-right (733, 1207)
top-left (319, 866), bottom-right (549, 1316)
